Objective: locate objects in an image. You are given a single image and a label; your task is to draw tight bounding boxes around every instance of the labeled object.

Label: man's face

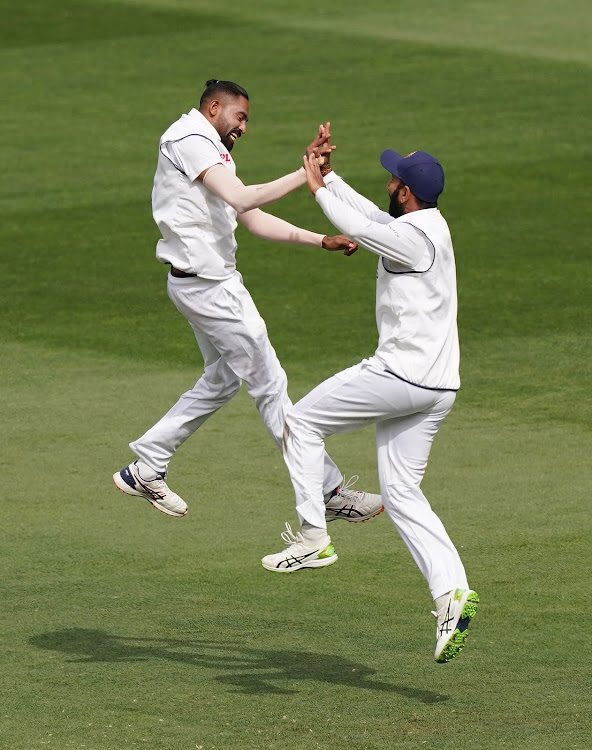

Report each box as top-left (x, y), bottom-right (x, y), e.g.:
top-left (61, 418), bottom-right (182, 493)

top-left (212, 95), bottom-right (249, 151)
top-left (387, 176), bottom-right (406, 218)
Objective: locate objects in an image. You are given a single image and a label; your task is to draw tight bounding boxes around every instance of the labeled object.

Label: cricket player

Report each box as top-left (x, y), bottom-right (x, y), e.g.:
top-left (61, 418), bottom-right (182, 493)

top-left (112, 80), bottom-right (383, 527)
top-left (262, 139), bottom-right (479, 663)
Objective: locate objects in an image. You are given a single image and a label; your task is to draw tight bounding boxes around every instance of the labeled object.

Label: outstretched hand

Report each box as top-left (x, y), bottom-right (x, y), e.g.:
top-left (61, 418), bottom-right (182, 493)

top-left (302, 152), bottom-right (326, 195)
top-left (322, 235), bottom-right (358, 256)
top-left (305, 121), bottom-right (335, 166)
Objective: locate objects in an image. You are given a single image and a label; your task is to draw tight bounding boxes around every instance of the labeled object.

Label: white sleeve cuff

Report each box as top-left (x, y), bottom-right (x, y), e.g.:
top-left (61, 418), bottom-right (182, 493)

top-left (322, 170), bottom-right (341, 186)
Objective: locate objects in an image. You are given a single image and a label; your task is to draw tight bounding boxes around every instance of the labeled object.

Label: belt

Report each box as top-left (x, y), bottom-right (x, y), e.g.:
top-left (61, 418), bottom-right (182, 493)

top-left (169, 265), bottom-right (197, 278)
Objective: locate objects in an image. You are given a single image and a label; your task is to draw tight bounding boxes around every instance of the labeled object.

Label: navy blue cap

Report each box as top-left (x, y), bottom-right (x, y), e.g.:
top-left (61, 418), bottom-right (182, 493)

top-left (380, 149), bottom-right (445, 203)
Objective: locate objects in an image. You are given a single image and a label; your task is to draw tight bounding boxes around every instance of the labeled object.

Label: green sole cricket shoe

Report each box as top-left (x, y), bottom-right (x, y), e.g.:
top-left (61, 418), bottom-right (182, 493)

top-left (262, 522), bottom-right (338, 573)
top-left (434, 589), bottom-right (479, 663)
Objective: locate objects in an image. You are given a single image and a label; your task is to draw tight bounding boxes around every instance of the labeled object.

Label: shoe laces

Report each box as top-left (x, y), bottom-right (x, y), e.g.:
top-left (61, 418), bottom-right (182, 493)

top-left (280, 522), bottom-right (304, 546)
top-left (147, 477), bottom-right (168, 489)
top-left (337, 475), bottom-right (362, 499)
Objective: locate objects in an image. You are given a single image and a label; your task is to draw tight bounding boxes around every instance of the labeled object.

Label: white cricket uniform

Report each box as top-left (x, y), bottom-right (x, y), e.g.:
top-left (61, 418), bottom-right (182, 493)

top-left (283, 171), bottom-right (468, 599)
top-left (152, 108), bottom-right (239, 280)
top-left (130, 109), bottom-right (342, 496)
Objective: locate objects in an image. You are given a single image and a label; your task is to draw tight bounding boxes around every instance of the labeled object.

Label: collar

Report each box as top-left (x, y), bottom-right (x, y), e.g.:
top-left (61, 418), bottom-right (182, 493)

top-left (187, 108), bottom-right (221, 143)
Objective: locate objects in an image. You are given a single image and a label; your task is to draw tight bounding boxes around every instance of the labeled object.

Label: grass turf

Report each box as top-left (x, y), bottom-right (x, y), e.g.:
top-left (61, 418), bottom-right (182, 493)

top-left (1, 0), bottom-right (591, 748)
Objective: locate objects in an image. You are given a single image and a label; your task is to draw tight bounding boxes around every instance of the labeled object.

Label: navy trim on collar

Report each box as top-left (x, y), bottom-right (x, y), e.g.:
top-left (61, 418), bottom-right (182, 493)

top-left (159, 133), bottom-right (221, 176)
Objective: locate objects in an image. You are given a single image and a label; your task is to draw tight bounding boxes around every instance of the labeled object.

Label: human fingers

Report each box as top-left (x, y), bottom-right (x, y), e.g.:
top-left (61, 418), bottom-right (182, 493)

top-left (303, 153), bottom-right (321, 177)
top-left (317, 143), bottom-right (336, 154)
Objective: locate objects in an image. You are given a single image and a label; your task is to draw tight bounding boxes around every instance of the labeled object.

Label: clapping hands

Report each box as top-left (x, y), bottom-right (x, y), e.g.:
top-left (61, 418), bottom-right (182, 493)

top-left (305, 121), bottom-right (334, 169)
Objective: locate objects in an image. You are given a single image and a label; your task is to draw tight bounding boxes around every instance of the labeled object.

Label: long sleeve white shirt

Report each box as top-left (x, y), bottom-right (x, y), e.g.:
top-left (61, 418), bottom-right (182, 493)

top-left (315, 171), bottom-right (460, 390)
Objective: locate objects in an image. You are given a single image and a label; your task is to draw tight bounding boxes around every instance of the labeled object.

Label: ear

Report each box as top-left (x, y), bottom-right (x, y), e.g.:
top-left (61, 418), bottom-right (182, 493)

top-left (400, 184), bottom-right (412, 203)
top-left (208, 99), bottom-right (220, 117)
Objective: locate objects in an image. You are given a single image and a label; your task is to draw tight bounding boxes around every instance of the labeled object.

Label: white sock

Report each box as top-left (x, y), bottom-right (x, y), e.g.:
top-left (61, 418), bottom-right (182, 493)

top-left (300, 521), bottom-right (329, 548)
top-left (136, 459), bottom-right (160, 480)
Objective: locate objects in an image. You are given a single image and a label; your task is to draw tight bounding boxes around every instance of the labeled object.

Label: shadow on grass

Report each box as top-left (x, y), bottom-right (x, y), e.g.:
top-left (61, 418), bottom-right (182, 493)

top-left (30, 628), bottom-right (447, 703)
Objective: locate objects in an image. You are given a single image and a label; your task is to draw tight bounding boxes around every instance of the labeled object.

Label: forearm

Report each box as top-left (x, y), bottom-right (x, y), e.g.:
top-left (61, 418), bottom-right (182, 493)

top-left (323, 171), bottom-right (392, 224)
top-left (315, 188), bottom-right (423, 266)
top-left (239, 208), bottom-right (324, 246)
top-left (202, 164), bottom-right (307, 214)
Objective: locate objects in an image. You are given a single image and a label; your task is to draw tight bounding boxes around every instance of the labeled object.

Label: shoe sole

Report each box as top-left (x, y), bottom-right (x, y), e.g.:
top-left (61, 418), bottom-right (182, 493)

top-left (436, 591), bottom-right (479, 663)
top-left (326, 505), bottom-right (385, 523)
top-left (112, 473), bottom-right (188, 518)
top-left (262, 554), bottom-right (338, 573)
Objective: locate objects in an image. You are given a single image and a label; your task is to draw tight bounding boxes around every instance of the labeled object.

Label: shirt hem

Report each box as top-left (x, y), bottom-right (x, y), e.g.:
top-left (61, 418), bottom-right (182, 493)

top-left (383, 368), bottom-right (459, 393)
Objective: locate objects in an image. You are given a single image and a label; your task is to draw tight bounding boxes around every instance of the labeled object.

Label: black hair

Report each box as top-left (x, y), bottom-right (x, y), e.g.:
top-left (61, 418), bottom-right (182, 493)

top-left (416, 197), bottom-right (438, 209)
top-left (199, 79), bottom-right (249, 108)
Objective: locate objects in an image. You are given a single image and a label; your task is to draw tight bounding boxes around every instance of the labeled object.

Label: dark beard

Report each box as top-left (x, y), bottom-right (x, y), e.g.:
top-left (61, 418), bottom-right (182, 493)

top-left (221, 130), bottom-right (241, 152)
top-left (388, 186), bottom-right (405, 218)
top-left (221, 134), bottom-right (234, 151)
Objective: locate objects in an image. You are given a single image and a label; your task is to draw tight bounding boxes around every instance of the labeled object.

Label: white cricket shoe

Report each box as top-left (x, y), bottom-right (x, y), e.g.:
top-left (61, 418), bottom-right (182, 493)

top-left (262, 523), bottom-right (338, 573)
top-left (325, 475), bottom-right (384, 522)
top-left (112, 460), bottom-right (188, 517)
top-left (434, 588), bottom-right (479, 663)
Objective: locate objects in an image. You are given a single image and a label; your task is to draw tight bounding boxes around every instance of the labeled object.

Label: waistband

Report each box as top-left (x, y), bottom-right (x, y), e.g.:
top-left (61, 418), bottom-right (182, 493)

top-left (169, 265), bottom-right (197, 278)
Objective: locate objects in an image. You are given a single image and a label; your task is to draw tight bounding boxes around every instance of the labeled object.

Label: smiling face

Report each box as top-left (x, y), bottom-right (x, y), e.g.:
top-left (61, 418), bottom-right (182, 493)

top-left (204, 94), bottom-right (249, 152)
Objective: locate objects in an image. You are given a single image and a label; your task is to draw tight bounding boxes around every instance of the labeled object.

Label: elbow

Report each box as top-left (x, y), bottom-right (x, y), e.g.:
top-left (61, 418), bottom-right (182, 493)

top-left (234, 198), bottom-right (255, 214)
top-left (229, 192), bottom-right (258, 214)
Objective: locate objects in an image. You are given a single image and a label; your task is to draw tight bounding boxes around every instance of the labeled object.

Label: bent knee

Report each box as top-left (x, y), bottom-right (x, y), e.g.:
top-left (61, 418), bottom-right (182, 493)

top-left (285, 409), bottom-right (326, 440)
top-left (199, 369), bottom-right (242, 399)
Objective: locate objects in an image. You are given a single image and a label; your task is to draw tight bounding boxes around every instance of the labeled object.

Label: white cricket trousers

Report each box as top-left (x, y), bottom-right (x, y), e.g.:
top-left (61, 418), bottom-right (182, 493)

top-left (130, 271), bottom-right (343, 494)
top-left (283, 357), bottom-right (469, 600)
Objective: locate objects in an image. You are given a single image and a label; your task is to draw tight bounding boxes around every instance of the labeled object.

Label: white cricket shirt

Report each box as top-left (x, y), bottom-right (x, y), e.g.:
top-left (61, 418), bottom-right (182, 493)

top-left (315, 172), bottom-right (460, 390)
top-left (152, 108), bottom-right (238, 280)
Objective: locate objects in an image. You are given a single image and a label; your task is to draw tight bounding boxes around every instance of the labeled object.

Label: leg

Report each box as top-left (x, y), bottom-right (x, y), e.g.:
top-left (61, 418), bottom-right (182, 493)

top-left (130, 325), bottom-right (242, 474)
top-left (113, 324), bottom-right (240, 516)
top-left (168, 272), bottom-right (343, 493)
top-left (375, 392), bottom-right (469, 600)
top-left (375, 402), bottom-right (479, 663)
top-left (264, 359), bottom-right (453, 571)
top-left (283, 358), bottom-right (420, 532)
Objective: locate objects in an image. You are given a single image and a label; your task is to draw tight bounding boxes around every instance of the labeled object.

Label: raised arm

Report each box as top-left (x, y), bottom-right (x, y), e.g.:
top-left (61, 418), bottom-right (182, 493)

top-left (323, 172), bottom-right (393, 225)
top-left (312, 123), bottom-right (391, 224)
top-left (200, 122), bottom-right (337, 214)
top-left (202, 165), bottom-right (306, 214)
top-left (303, 154), bottom-right (425, 267)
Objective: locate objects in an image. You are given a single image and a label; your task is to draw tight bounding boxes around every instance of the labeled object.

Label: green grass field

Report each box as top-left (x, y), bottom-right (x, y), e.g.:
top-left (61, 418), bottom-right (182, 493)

top-left (1, 1), bottom-right (591, 748)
